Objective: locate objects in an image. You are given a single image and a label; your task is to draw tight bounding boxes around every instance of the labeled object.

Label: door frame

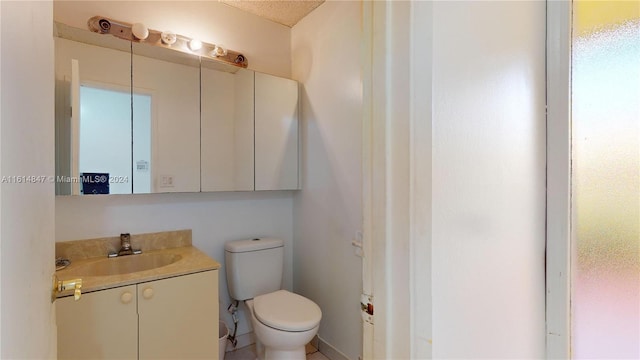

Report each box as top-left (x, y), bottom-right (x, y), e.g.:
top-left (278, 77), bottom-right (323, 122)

top-left (545, 1), bottom-right (572, 358)
top-left (364, 1), bottom-right (570, 359)
top-left (362, 1), bottom-right (434, 358)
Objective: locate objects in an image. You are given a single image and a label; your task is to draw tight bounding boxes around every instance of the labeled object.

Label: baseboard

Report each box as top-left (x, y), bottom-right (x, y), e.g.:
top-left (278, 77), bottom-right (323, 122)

top-left (318, 336), bottom-right (350, 360)
top-left (225, 331), bottom-right (255, 352)
top-left (310, 335), bottom-right (320, 350)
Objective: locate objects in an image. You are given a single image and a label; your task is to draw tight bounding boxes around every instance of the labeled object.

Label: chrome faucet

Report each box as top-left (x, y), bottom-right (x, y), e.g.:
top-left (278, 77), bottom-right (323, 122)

top-left (108, 233), bottom-right (142, 258)
top-left (118, 233), bottom-right (133, 256)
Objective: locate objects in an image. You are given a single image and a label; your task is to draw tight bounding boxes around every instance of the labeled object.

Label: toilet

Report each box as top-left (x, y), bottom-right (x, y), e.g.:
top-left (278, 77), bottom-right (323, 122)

top-left (225, 238), bottom-right (322, 360)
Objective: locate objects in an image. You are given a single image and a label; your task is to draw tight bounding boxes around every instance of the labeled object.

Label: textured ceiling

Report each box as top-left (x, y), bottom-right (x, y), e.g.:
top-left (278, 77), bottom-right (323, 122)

top-left (219, 0), bottom-right (325, 27)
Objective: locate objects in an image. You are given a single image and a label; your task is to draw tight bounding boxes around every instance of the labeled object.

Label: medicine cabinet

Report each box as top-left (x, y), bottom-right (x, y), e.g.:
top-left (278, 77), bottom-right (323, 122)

top-left (54, 22), bottom-right (299, 195)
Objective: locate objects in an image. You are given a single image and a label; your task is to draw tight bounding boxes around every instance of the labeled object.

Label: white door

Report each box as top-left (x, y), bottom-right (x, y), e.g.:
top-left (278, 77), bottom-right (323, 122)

top-left (364, 1), bottom-right (546, 358)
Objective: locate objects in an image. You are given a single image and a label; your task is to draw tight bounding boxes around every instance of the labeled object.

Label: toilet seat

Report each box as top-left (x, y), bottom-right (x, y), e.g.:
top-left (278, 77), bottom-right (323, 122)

top-left (253, 290), bottom-right (322, 332)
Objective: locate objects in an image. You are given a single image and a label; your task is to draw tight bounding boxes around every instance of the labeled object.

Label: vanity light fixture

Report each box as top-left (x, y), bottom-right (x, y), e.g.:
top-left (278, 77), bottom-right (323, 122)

top-left (131, 23), bottom-right (149, 40)
top-left (188, 38), bottom-right (202, 51)
top-left (160, 31), bottom-right (177, 45)
top-left (87, 16), bottom-right (248, 68)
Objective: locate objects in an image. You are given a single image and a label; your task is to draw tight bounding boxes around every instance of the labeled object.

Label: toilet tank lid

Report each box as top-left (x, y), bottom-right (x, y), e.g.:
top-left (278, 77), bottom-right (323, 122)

top-left (225, 238), bottom-right (284, 253)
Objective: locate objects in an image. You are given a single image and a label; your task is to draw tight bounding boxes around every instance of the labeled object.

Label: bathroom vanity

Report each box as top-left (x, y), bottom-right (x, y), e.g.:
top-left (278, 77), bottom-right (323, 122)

top-left (55, 230), bottom-right (220, 359)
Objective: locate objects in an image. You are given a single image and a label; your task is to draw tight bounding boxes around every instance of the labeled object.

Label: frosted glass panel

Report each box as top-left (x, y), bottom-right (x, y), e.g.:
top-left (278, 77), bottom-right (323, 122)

top-left (571, 3), bottom-right (640, 358)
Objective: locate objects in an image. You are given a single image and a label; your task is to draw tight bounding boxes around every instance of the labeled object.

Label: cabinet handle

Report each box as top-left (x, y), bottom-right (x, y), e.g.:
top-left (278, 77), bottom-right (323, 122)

top-left (53, 277), bottom-right (83, 302)
top-left (142, 287), bottom-right (154, 300)
top-left (121, 291), bottom-right (133, 304)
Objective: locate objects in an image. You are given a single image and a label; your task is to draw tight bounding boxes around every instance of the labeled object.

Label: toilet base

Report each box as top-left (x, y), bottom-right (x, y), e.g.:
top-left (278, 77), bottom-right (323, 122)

top-left (264, 347), bottom-right (306, 360)
top-left (246, 299), bottom-right (319, 360)
top-left (254, 331), bottom-right (310, 360)
top-left (255, 338), bottom-right (306, 360)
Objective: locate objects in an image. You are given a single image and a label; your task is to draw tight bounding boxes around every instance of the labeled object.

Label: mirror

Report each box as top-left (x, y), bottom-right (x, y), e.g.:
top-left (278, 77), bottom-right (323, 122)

top-left (200, 59), bottom-right (254, 191)
top-left (55, 23), bottom-right (202, 195)
top-left (55, 22), bottom-right (300, 195)
top-left (55, 23), bottom-right (133, 195)
top-left (131, 42), bottom-right (200, 193)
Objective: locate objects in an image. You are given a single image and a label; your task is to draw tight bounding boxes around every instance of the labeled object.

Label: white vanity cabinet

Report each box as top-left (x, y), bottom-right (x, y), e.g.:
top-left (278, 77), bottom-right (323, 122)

top-left (138, 271), bottom-right (218, 359)
top-left (57, 285), bottom-right (138, 359)
top-left (57, 270), bottom-right (219, 360)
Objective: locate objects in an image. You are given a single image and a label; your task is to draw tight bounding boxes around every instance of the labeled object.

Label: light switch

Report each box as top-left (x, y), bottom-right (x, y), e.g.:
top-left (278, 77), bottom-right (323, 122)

top-left (159, 175), bottom-right (175, 188)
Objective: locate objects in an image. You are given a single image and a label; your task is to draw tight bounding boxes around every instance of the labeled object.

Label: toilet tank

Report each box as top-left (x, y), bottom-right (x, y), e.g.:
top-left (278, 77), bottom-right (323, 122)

top-left (225, 238), bottom-right (284, 301)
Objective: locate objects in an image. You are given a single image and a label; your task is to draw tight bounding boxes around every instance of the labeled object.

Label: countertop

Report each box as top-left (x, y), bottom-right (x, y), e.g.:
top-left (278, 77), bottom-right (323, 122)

top-left (55, 246), bottom-right (220, 298)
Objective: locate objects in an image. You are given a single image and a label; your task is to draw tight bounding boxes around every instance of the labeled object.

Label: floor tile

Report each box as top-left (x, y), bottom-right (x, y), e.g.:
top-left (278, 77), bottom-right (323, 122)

top-left (223, 343), bottom-right (329, 360)
top-left (307, 352), bottom-right (330, 360)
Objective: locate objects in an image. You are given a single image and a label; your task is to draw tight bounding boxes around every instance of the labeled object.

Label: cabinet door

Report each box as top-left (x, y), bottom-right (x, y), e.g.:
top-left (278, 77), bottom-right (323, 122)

top-left (255, 72), bottom-right (300, 190)
top-left (132, 44), bottom-right (201, 193)
top-left (201, 64), bottom-right (255, 192)
top-left (55, 35), bottom-right (133, 196)
top-left (57, 285), bottom-right (137, 360)
top-left (138, 271), bottom-right (218, 359)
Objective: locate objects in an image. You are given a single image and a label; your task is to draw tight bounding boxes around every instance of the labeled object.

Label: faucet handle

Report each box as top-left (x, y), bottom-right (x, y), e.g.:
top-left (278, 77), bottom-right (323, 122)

top-left (120, 233), bottom-right (131, 250)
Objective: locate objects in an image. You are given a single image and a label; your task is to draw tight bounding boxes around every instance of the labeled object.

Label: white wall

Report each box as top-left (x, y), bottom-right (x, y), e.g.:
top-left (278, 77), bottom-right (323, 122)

top-left (53, 0), bottom-right (295, 343)
top-left (291, 2), bottom-right (363, 359)
top-left (53, 0), bottom-right (291, 78)
top-left (431, 1), bottom-right (546, 357)
top-left (1, 1), bottom-right (56, 358)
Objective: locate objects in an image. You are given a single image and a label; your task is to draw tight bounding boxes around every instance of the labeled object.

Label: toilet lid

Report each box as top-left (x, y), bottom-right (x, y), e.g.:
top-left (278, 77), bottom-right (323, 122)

top-left (253, 290), bottom-right (322, 332)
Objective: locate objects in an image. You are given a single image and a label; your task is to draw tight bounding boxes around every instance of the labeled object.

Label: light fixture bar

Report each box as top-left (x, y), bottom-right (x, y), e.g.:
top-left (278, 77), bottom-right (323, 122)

top-left (87, 16), bottom-right (248, 68)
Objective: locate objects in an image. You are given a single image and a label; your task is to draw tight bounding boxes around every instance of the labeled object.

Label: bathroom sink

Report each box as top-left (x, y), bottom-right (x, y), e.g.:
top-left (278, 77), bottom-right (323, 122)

top-left (69, 253), bottom-right (182, 277)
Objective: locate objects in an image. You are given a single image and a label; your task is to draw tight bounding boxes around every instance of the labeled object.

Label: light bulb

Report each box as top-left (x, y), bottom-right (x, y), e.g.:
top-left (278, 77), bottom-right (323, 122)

top-left (161, 31), bottom-right (177, 45)
top-left (188, 39), bottom-right (202, 51)
top-left (210, 45), bottom-right (227, 57)
top-left (131, 23), bottom-right (149, 40)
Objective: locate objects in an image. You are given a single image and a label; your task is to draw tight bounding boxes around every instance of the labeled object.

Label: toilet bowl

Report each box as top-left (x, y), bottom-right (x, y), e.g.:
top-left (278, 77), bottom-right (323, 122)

top-left (224, 238), bottom-right (322, 360)
top-left (246, 290), bottom-right (321, 360)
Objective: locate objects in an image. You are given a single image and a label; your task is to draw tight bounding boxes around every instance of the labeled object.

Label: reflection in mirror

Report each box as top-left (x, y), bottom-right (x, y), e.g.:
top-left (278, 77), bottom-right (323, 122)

top-left (78, 87), bottom-right (150, 194)
top-left (54, 23), bottom-right (133, 195)
top-left (200, 59), bottom-right (255, 191)
top-left (79, 85), bottom-right (133, 195)
top-left (133, 93), bottom-right (152, 193)
top-left (132, 43), bottom-right (200, 193)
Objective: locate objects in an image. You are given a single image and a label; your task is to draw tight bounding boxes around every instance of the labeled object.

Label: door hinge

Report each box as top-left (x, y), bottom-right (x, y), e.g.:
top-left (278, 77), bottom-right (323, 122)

top-left (361, 293), bottom-right (373, 324)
